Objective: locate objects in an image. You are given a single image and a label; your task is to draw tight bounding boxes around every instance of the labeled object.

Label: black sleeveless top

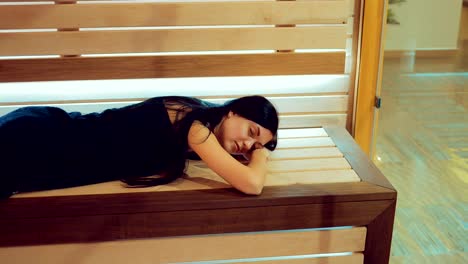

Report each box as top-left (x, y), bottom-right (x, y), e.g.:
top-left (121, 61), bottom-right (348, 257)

top-left (0, 97), bottom-right (186, 198)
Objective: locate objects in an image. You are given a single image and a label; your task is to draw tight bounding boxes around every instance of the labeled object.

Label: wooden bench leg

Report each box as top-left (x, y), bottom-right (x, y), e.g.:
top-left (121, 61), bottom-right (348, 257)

top-left (364, 200), bottom-right (397, 264)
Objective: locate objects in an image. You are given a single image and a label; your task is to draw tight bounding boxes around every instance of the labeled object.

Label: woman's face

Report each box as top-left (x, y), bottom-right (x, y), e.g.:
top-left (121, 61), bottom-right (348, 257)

top-left (215, 111), bottom-right (274, 155)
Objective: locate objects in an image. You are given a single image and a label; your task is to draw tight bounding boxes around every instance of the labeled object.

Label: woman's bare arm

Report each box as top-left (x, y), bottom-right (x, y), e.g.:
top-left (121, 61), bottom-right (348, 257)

top-left (188, 122), bottom-right (270, 195)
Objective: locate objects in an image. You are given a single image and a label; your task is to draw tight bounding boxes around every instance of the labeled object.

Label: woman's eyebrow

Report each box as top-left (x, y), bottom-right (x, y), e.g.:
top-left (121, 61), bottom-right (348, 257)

top-left (257, 126), bottom-right (260, 137)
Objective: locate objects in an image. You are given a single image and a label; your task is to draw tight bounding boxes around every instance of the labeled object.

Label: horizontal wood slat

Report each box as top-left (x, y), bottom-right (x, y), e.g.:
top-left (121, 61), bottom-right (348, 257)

top-left (0, 228), bottom-right (365, 264)
top-left (270, 147), bottom-right (343, 160)
top-left (0, 53), bottom-right (346, 82)
top-left (235, 254), bottom-right (364, 264)
top-left (269, 158), bottom-right (351, 172)
top-left (189, 157), bottom-right (351, 173)
top-left (0, 96), bottom-right (347, 116)
top-left (0, 74), bottom-right (350, 99)
top-left (6, 181), bottom-right (393, 215)
top-left (0, 1), bottom-right (347, 29)
top-left (275, 95), bottom-right (349, 113)
top-left (0, 252), bottom-right (367, 264)
top-left (0, 253), bottom-right (365, 264)
top-left (265, 170), bottom-right (360, 186)
top-left (277, 128), bottom-right (329, 138)
top-left (276, 137), bottom-right (335, 149)
top-left (280, 114), bottom-right (348, 128)
top-left (172, 166), bottom-right (361, 190)
top-left (0, 27), bottom-right (347, 56)
top-left (0, 199), bottom-right (393, 246)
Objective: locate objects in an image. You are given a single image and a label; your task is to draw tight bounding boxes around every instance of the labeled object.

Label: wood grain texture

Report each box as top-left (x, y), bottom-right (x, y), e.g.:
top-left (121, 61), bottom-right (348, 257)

top-left (270, 147), bottom-right (343, 160)
top-left (0, 252), bottom-right (364, 264)
top-left (0, 228), bottom-right (366, 263)
top-left (324, 126), bottom-right (395, 190)
top-left (0, 27), bottom-right (347, 56)
top-left (354, 0), bottom-right (386, 154)
top-left (277, 128), bottom-right (329, 138)
top-left (0, 1), bottom-right (347, 29)
top-left (235, 254), bottom-right (364, 264)
top-left (268, 158), bottom-right (351, 172)
top-left (3, 181), bottom-right (395, 217)
top-left (0, 52), bottom-right (345, 82)
top-left (276, 137), bottom-right (335, 149)
top-left (363, 200), bottom-right (396, 264)
top-left (345, 0), bottom-right (362, 133)
top-left (279, 114), bottom-right (347, 128)
top-left (0, 126), bottom-right (395, 261)
top-left (0, 199), bottom-right (391, 246)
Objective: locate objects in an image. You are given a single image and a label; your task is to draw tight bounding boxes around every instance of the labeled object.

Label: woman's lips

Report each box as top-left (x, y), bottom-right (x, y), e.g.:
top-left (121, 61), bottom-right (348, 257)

top-left (234, 141), bottom-right (240, 153)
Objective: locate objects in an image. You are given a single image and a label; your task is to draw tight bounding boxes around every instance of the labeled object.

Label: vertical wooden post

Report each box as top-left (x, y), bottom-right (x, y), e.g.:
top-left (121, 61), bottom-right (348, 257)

top-left (364, 200), bottom-right (396, 264)
top-left (56, 1), bottom-right (81, 58)
top-left (346, 0), bottom-right (363, 134)
top-left (354, 0), bottom-right (387, 155)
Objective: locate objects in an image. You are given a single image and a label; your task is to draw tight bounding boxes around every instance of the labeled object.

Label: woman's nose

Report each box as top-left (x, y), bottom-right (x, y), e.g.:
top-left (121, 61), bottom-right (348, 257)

top-left (243, 138), bottom-right (255, 151)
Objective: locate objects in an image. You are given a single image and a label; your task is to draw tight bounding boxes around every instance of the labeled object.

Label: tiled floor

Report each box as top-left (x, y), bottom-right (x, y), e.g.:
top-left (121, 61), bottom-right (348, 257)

top-left (373, 11), bottom-right (468, 263)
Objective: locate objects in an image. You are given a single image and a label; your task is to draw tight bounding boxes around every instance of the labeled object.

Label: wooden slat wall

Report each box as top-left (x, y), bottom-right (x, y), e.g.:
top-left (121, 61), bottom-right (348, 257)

top-left (0, 1), bottom-right (347, 28)
top-left (0, 53), bottom-right (346, 81)
top-left (0, 0), bottom-right (354, 129)
top-left (0, 227), bottom-right (366, 264)
top-left (0, 27), bottom-right (347, 56)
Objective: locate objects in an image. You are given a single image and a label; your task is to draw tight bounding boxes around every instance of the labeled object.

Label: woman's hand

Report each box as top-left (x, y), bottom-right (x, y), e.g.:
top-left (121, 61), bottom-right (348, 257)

top-left (243, 142), bottom-right (268, 161)
top-left (251, 147), bottom-right (270, 161)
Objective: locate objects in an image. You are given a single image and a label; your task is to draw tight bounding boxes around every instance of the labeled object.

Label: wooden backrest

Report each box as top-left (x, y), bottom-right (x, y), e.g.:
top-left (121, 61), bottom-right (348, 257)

top-left (0, 0), bottom-right (358, 130)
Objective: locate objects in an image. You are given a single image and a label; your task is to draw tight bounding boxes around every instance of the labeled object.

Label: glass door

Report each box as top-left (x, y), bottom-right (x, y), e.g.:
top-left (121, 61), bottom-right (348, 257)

top-left (372, 0), bottom-right (467, 262)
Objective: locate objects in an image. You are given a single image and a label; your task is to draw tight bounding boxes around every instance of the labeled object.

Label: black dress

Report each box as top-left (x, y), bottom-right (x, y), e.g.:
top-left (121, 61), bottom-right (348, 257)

top-left (0, 97), bottom-right (185, 198)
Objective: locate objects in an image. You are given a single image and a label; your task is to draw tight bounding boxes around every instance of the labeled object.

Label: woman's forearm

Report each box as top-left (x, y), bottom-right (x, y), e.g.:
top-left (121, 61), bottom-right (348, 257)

top-left (245, 149), bottom-right (270, 194)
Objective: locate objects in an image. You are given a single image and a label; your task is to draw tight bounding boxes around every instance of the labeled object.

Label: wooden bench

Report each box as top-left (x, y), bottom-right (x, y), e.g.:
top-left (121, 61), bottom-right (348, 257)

top-left (0, 1), bottom-right (396, 263)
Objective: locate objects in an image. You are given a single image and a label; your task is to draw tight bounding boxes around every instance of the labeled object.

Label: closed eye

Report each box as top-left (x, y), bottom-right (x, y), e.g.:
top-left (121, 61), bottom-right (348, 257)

top-left (249, 127), bottom-right (255, 137)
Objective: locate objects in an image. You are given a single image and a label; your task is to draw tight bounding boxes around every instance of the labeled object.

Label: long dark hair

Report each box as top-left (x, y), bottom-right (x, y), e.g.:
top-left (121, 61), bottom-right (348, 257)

top-left (121, 95), bottom-right (279, 187)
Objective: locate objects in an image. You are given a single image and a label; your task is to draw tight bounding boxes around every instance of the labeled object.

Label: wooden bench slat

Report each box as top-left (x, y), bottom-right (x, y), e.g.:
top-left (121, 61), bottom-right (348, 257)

top-left (177, 167), bottom-right (361, 188)
top-left (265, 170), bottom-right (361, 185)
top-left (0, 53), bottom-right (346, 82)
top-left (276, 137), bottom-right (335, 149)
top-left (0, 27), bottom-right (347, 56)
top-left (0, 68), bottom-right (349, 92)
top-left (234, 253), bottom-right (364, 264)
top-left (186, 159), bottom-right (357, 186)
top-left (277, 128), bottom-right (329, 139)
top-left (0, 1), bottom-right (347, 29)
top-left (270, 147), bottom-right (343, 160)
top-left (272, 95), bottom-right (349, 114)
top-left (280, 114), bottom-right (348, 128)
top-left (268, 158), bottom-right (352, 172)
top-left (0, 227), bottom-right (366, 264)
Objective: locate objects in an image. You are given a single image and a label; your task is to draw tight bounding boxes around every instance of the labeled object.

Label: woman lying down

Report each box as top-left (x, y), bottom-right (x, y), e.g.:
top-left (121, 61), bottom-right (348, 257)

top-left (0, 95), bottom-right (279, 199)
